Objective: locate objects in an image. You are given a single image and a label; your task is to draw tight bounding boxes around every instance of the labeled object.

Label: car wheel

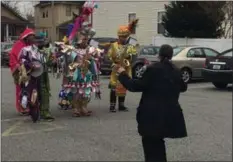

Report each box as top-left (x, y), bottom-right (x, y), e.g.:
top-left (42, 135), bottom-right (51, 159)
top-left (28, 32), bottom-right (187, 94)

top-left (181, 68), bottom-right (192, 83)
top-left (133, 64), bottom-right (144, 79)
top-left (212, 82), bottom-right (228, 89)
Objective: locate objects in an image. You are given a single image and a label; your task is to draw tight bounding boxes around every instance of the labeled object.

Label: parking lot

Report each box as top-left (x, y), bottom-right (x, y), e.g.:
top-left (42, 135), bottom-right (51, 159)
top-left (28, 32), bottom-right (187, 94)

top-left (1, 67), bottom-right (232, 161)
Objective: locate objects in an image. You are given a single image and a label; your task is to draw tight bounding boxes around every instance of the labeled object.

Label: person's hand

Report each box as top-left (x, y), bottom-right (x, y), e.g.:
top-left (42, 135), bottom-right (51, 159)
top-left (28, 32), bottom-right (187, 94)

top-left (117, 66), bottom-right (125, 74)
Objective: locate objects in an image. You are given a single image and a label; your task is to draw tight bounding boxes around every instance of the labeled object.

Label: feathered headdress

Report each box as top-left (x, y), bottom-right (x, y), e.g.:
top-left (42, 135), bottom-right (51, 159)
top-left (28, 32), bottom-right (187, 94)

top-left (128, 19), bottom-right (139, 33)
top-left (68, 0), bottom-right (98, 43)
top-left (117, 18), bottom-right (139, 37)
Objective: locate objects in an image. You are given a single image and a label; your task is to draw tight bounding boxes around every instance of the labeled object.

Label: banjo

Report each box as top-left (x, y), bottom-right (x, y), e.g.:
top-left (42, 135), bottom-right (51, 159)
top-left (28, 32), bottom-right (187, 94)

top-left (29, 61), bottom-right (44, 77)
top-left (25, 46), bottom-right (45, 78)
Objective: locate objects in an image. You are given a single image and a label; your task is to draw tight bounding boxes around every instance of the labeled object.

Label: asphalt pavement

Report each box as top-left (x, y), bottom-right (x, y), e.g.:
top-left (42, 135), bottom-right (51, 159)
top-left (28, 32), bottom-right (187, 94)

top-left (1, 67), bottom-right (232, 161)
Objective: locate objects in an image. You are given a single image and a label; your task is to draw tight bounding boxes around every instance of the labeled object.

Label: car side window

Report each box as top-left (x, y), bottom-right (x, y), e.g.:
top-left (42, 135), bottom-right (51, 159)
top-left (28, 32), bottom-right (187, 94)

top-left (141, 47), bottom-right (155, 55)
top-left (187, 48), bottom-right (205, 58)
top-left (153, 47), bottom-right (160, 55)
top-left (203, 48), bottom-right (219, 57)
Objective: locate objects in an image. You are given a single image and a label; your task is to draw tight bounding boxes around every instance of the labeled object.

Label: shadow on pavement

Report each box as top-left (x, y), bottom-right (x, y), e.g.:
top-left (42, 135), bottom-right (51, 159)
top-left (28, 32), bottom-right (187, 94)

top-left (100, 75), bottom-right (210, 84)
top-left (202, 85), bottom-right (232, 92)
top-left (189, 79), bottom-right (209, 84)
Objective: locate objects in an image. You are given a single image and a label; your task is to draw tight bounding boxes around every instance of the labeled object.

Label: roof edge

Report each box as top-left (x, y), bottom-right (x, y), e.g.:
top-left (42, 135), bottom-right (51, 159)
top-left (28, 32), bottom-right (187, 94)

top-left (34, 1), bottom-right (84, 8)
top-left (1, 2), bottom-right (28, 22)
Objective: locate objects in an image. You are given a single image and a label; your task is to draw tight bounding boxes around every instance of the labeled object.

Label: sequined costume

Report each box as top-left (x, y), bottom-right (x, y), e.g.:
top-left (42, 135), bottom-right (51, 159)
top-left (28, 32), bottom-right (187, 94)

top-left (9, 28), bottom-right (35, 115)
top-left (108, 19), bottom-right (139, 112)
top-left (18, 36), bottom-right (54, 122)
top-left (37, 37), bottom-right (55, 121)
top-left (55, 0), bottom-right (101, 117)
top-left (61, 45), bottom-right (101, 117)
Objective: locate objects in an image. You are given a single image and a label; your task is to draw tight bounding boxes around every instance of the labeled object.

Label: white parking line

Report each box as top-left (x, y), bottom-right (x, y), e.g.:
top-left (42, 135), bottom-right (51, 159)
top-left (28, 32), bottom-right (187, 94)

top-left (188, 84), bottom-right (213, 89)
top-left (188, 83), bottom-right (232, 90)
top-left (1, 117), bottom-right (28, 122)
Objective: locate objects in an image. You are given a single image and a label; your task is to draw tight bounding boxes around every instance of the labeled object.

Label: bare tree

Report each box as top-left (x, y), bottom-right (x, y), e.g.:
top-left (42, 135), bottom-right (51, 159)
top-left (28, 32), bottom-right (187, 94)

top-left (23, 3), bottom-right (35, 22)
top-left (2, 1), bottom-right (35, 22)
top-left (1, 1), bottom-right (21, 14)
top-left (222, 1), bottom-right (233, 38)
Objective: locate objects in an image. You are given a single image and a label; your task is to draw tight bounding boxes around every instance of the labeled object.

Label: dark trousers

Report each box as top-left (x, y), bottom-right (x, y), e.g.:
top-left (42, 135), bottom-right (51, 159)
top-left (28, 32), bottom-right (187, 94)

top-left (110, 89), bottom-right (125, 107)
top-left (142, 136), bottom-right (167, 162)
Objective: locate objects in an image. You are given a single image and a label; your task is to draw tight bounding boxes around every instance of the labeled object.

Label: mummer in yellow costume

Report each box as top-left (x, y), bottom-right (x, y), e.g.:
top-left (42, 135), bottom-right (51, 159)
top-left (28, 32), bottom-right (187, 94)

top-left (107, 19), bottom-right (138, 112)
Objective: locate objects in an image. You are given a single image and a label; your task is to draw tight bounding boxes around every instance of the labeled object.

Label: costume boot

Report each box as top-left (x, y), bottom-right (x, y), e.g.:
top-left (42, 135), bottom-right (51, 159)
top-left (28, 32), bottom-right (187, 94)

top-left (109, 90), bottom-right (117, 112)
top-left (40, 87), bottom-right (54, 121)
top-left (118, 96), bottom-right (129, 111)
top-left (72, 100), bottom-right (81, 117)
top-left (80, 100), bottom-right (91, 116)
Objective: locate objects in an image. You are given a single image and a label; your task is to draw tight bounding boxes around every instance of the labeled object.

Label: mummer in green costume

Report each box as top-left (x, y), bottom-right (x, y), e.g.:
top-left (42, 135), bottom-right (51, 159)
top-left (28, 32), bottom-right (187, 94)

top-left (36, 35), bottom-right (55, 121)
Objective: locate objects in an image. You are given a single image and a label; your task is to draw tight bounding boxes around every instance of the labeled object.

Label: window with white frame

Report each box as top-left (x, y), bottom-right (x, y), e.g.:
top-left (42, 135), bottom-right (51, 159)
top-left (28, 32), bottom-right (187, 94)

top-left (85, 15), bottom-right (92, 25)
top-left (66, 5), bottom-right (72, 16)
top-left (128, 13), bottom-right (136, 34)
top-left (46, 29), bottom-right (49, 38)
top-left (157, 11), bottom-right (165, 34)
top-left (42, 11), bottom-right (45, 18)
top-left (46, 10), bottom-right (48, 18)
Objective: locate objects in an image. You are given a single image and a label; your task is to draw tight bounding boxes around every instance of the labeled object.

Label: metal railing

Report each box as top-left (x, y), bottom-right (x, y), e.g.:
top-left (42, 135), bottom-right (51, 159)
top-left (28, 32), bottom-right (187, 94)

top-left (2, 36), bottom-right (19, 43)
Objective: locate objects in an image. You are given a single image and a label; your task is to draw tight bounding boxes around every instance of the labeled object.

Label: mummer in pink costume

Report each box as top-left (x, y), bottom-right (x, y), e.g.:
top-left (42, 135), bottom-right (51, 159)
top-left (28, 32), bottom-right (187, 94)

top-left (9, 28), bottom-right (35, 115)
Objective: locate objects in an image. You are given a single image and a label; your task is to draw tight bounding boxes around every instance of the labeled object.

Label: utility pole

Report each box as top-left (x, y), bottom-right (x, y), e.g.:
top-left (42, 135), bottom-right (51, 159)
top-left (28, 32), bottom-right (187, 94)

top-left (51, 0), bottom-right (55, 42)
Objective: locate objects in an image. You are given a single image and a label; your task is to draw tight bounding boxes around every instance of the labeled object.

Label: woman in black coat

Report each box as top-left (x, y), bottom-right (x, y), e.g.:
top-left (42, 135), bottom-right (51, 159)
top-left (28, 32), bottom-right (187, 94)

top-left (117, 44), bottom-right (188, 162)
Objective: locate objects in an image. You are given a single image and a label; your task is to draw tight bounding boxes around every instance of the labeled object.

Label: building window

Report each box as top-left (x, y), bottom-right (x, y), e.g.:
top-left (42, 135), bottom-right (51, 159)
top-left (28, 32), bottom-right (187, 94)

top-left (46, 30), bottom-right (49, 38)
top-left (66, 5), bottom-right (72, 16)
top-left (42, 29), bottom-right (48, 38)
top-left (157, 11), bottom-right (165, 34)
top-left (42, 12), bottom-right (45, 18)
top-left (86, 15), bottom-right (93, 26)
top-left (128, 13), bottom-right (136, 34)
top-left (46, 11), bottom-right (48, 17)
top-left (8, 25), bottom-right (16, 36)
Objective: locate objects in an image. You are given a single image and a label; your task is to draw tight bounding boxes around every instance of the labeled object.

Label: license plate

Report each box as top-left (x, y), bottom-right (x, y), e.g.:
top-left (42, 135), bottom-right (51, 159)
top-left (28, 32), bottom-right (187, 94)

top-left (213, 65), bottom-right (221, 70)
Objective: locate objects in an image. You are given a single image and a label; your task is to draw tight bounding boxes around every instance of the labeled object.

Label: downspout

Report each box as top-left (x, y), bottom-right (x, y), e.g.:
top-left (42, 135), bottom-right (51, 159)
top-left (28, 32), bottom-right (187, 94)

top-left (91, 12), bottom-right (93, 27)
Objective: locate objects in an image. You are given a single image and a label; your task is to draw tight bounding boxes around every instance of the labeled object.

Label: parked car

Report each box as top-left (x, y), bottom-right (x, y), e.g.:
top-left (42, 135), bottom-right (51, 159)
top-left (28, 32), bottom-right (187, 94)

top-left (135, 46), bottom-right (220, 82)
top-left (98, 43), bottom-right (159, 77)
top-left (1, 43), bottom-right (13, 51)
top-left (132, 45), bottom-right (160, 78)
top-left (1, 43), bottom-right (13, 67)
top-left (202, 48), bottom-right (233, 89)
top-left (171, 46), bottom-right (220, 83)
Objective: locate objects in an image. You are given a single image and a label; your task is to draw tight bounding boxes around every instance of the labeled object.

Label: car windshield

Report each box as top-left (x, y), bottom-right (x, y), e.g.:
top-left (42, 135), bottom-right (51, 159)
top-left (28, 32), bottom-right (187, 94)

top-left (220, 49), bottom-right (233, 57)
top-left (4, 48), bottom-right (12, 52)
top-left (140, 46), bottom-right (159, 55)
top-left (93, 38), bottom-right (117, 43)
top-left (1, 44), bottom-right (13, 51)
top-left (173, 47), bottom-right (185, 56)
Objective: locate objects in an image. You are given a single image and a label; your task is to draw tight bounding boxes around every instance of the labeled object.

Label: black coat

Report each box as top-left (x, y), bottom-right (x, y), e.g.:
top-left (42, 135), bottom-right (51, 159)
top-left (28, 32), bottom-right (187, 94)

top-left (118, 62), bottom-right (188, 138)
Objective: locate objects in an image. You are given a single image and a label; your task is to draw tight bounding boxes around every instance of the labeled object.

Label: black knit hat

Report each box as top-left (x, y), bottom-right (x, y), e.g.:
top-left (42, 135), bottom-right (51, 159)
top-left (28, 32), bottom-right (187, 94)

top-left (159, 44), bottom-right (173, 60)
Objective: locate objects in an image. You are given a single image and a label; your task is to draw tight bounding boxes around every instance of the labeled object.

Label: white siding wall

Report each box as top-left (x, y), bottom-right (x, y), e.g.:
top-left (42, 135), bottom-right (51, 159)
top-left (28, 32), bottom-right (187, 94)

top-left (153, 37), bottom-right (232, 52)
top-left (93, 1), bottom-right (169, 45)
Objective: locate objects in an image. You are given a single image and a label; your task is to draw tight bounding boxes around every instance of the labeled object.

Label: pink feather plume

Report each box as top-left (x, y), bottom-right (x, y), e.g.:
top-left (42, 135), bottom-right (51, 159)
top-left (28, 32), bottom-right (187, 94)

top-left (68, 0), bottom-right (97, 42)
top-left (68, 16), bottom-right (83, 41)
